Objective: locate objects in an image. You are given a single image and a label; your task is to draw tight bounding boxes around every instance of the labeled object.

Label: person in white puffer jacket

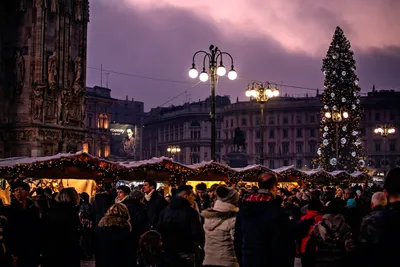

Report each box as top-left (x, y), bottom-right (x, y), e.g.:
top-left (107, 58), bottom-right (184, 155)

top-left (201, 186), bottom-right (240, 267)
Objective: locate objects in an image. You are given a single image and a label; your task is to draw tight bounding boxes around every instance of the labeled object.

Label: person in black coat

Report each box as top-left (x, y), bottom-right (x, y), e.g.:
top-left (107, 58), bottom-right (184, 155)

top-left (43, 187), bottom-right (82, 267)
top-left (358, 168), bottom-right (400, 267)
top-left (95, 203), bottom-right (135, 267)
top-left (6, 181), bottom-right (41, 267)
top-left (156, 185), bottom-right (203, 267)
top-left (126, 190), bottom-right (150, 263)
top-left (93, 183), bottom-right (114, 224)
top-left (143, 179), bottom-right (167, 229)
top-left (234, 173), bottom-right (293, 267)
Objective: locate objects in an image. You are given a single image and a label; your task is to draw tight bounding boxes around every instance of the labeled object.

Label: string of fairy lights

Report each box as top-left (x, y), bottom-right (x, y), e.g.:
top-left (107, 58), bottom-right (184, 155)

top-left (0, 153), bottom-right (370, 185)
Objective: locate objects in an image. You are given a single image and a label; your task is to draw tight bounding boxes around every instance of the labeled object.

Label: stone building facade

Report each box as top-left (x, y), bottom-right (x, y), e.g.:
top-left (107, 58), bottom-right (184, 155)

top-left (143, 96), bottom-right (231, 163)
top-left (221, 89), bottom-right (400, 173)
top-left (111, 96), bottom-right (144, 126)
top-left (0, 0), bottom-right (90, 157)
top-left (222, 95), bottom-right (321, 169)
top-left (85, 86), bottom-right (116, 158)
top-left (142, 89), bottom-right (400, 173)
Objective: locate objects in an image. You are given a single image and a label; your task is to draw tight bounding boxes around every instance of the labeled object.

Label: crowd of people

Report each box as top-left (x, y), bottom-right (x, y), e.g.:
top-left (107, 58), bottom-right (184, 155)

top-left (0, 168), bottom-right (400, 267)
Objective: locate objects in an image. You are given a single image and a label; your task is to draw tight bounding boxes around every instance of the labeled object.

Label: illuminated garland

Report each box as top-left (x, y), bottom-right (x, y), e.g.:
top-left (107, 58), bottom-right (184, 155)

top-left (0, 153), bottom-right (371, 185)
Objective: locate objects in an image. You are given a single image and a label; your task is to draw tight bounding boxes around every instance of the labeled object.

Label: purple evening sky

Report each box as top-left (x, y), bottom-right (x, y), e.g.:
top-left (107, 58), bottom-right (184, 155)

top-left (86, 0), bottom-right (400, 111)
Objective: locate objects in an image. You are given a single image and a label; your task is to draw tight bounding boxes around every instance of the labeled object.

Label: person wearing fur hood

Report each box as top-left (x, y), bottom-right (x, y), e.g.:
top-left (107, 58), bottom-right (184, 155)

top-left (95, 203), bottom-right (135, 267)
top-left (201, 186), bottom-right (240, 267)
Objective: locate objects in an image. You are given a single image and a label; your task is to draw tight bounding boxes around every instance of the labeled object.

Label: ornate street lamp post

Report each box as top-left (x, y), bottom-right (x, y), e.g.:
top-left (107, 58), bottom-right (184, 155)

top-left (188, 45), bottom-right (237, 161)
top-left (245, 82), bottom-right (279, 165)
top-left (324, 109), bottom-right (349, 169)
top-left (167, 145), bottom-right (181, 160)
top-left (374, 124), bottom-right (395, 176)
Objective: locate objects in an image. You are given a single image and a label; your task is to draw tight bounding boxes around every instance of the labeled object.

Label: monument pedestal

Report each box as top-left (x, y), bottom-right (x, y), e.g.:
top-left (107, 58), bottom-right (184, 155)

top-left (226, 151), bottom-right (248, 168)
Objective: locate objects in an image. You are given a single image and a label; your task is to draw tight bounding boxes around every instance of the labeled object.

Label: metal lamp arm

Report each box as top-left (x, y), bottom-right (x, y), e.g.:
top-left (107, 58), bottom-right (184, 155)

top-left (191, 50), bottom-right (209, 64)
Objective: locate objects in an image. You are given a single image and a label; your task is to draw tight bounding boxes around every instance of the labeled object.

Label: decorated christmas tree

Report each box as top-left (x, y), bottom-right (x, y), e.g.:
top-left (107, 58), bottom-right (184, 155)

top-left (317, 26), bottom-right (366, 172)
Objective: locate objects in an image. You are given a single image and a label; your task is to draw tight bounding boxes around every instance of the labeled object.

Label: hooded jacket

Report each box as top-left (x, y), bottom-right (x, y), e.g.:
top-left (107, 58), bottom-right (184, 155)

top-left (201, 200), bottom-right (239, 267)
top-left (305, 214), bottom-right (354, 267)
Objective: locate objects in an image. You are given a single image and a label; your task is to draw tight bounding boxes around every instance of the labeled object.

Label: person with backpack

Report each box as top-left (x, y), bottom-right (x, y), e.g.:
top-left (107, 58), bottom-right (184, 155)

top-left (296, 199), bottom-right (323, 266)
top-left (304, 199), bottom-right (355, 267)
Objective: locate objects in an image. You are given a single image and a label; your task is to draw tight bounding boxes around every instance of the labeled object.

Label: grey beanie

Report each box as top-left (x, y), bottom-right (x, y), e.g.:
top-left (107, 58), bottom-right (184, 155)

top-left (216, 186), bottom-right (239, 205)
top-left (129, 189), bottom-right (145, 201)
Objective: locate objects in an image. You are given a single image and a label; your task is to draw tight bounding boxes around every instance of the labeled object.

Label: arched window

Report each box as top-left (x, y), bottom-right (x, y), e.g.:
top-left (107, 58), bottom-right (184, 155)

top-left (103, 115), bottom-right (109, 129)
top-left (98, 114), bottom-right (104, 128)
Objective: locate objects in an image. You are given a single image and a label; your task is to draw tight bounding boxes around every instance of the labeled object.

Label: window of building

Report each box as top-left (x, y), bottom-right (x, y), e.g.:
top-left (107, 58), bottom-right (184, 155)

top-left (269, 160), bottom-right (275, 169)
top-left (390, 112), bottom-right (395, 121)
top-left (231, 119), bottom-right (234, 127)
top-left (88, 117), bottom-right (92, 128)
top-left (282, 142), bottom-right (289, 153)
top-left (283, 116), bottom-right (288, 124)
top-left (269, 116), bottom-right (275, 125)
top-left (268, 143), bottom-right (275, 154)
top-left (283, 129), bottom-right (288, 138)
top-left (296, 115), bottom-right (302, 124)
top-left (98, 114), bottom-right (108, 128)
top-left (283, 159), bottom-right (289, 166)
top-left (269, 129), bottom-right (274, 138)
top-left (255, 117), bottom-right (260, 126)
top-left (225, 120), bottom-right (228, 128)
top-left (204, 152), bottom-right (208, 158)
top-left (375, 143), bottom-right (381, 152)
top-left (241, 118), bottom-right (247, 126)
top-left (297, 159), bottom-right (303, 169)
top-left (375, 113), bottom-right (381, 121)
top-left (296, 142), bottom-right (303, 153)
top-left (255, 143), bottom-right (261, 154)
top-left (310, 115), bottom-right (315, 123)
top-left (390, 142), bottom-right (396, 152)
top-left (310, 129), bottom-right (316, 138)
top-left (309, 143), bottom-right (316, 153)
top-left (256, 130), bottom-right (261, 139)
top-left (296, 129), bottom-right (302, 138)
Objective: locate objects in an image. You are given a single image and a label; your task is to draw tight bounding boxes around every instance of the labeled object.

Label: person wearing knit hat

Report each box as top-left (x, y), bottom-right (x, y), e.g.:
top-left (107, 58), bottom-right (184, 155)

top-left (201, 186), bottom-right (239, 267)
top-left (215, 186), bottom-right (240, 206)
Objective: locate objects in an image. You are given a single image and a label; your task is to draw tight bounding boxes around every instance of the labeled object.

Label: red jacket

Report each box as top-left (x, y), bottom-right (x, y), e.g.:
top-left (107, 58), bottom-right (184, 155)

top-left (298, 210), bottom-right (323, 253)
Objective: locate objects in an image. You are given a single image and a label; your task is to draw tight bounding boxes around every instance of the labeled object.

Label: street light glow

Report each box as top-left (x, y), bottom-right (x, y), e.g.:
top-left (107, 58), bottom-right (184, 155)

top-left (272, 89), bottom-right (279, 97)
top-left (228, 69), bottom-right (237, 80)
top-left (189, 67), bottom-right (198, 79)
top-left (199, 71), bottom-right (209, 82)
top-left (245, 89), bottom-right (252, 97)
top-left (216, 65), bottom-right (226, 76)
top-left (342, 111), bottom-right (349, 118)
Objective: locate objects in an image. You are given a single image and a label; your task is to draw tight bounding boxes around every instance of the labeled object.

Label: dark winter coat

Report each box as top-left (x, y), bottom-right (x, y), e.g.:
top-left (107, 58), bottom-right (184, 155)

top-left (126, 199), bottom-right (149, 257)
top-left (358, 201), bottom-right (400, 267)
top-left (146, 192), bottom-right (168, 229)
top-left (43, 202), bottom-right (82, 267)
top-left (234, 190), bottom-right (293, 267)
top-left (305, 214), bottom-right (355, 267)
top-left (94, 192), bottom-right (114, 224)
top-left (156, 196), bottom-right (203, 255)
top-left (6, 198), bottom-right (41, 267)
top-left (95, 215), bottom-right (134, 267)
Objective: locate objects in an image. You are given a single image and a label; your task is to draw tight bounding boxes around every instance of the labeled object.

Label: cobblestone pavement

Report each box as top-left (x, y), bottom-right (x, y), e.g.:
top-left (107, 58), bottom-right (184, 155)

top-left (82, 258), bottom-right (302, 267)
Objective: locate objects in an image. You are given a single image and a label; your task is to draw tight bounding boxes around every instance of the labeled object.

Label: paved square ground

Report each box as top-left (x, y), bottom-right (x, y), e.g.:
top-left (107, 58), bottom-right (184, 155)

top-left (82, 258), bottom-right (302, 266)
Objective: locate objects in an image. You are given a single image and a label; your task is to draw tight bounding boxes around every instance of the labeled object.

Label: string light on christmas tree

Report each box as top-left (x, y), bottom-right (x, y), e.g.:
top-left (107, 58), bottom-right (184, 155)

top-left (316, 26), bottom-right (367, 172)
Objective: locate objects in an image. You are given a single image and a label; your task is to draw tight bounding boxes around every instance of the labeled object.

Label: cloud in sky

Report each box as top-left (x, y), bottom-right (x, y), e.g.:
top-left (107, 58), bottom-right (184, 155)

top-left (87, 0), bottom-right (400, 111)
